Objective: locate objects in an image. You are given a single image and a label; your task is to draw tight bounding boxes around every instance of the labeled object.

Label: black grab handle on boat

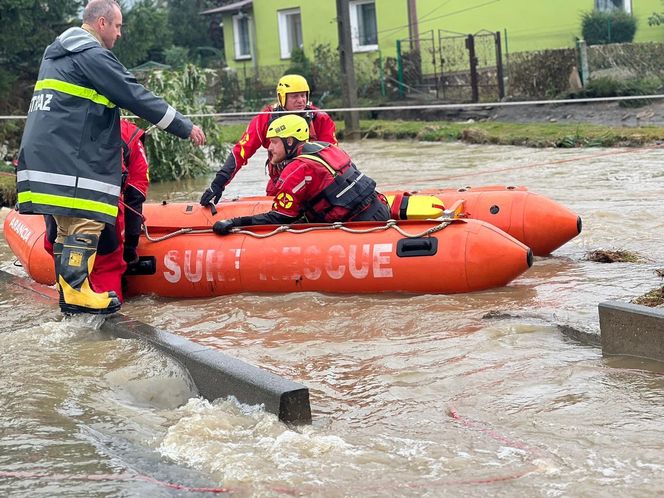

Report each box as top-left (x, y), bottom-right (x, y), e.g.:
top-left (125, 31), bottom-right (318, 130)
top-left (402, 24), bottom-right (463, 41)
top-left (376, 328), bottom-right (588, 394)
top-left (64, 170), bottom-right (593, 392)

top-left (396, 237), bottom-right (438, 257)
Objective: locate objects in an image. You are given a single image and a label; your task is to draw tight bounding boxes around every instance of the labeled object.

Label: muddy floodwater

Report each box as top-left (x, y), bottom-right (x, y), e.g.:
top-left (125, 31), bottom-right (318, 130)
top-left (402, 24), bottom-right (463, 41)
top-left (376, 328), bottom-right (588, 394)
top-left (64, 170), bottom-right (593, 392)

top-left (1, 140), bottom-right (664, 497)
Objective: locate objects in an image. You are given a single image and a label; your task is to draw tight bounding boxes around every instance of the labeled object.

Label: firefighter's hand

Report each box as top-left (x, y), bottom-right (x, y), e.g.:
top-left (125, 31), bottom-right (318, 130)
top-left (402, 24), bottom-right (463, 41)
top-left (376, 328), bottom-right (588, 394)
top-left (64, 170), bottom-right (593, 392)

top-left (190, 125), bottom-right (206, 146)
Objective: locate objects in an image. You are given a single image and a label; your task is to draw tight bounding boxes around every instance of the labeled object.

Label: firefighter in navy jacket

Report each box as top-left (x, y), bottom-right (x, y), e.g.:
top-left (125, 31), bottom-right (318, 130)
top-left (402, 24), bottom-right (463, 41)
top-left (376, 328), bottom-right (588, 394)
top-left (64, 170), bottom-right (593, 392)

top-left (212, 115), bottom-right (389, 235)
top-left (16, 0), bottom-right (205, 314)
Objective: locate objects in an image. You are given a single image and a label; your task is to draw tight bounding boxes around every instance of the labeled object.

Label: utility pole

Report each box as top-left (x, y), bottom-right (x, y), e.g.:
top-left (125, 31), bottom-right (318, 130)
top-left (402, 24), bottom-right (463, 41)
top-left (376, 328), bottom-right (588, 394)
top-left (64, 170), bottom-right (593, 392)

top-left (335, 0), bottom-right (360, 141)
top-left (407, 0), bottom-right (420, 52)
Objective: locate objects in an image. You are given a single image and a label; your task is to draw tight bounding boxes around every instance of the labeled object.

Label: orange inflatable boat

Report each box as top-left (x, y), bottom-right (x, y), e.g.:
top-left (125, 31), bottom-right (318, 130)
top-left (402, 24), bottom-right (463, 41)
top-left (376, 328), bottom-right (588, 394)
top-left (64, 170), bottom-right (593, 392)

top-left (4, 201), bottom-right (533, 297)
top-left (222, 185), bottom-right (581, 256)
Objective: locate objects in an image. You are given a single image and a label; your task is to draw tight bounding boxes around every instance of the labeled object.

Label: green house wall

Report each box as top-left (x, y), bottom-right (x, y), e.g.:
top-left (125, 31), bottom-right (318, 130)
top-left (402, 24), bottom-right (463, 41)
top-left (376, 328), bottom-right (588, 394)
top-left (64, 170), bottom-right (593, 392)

top-left (219, 0), bottom-right (663, 73)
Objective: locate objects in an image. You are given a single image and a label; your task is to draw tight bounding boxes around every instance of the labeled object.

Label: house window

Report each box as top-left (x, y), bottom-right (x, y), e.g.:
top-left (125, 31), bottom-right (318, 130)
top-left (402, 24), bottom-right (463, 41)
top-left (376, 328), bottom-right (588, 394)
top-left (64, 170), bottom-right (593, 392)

top-left (278, 8), bottom-right (303, 59)
top-left (595, 0), bottom-right (631, 14)
top-left (233, 13), bottom-right (252, 60)
top-left (350, 0), bottom-right (378, 52)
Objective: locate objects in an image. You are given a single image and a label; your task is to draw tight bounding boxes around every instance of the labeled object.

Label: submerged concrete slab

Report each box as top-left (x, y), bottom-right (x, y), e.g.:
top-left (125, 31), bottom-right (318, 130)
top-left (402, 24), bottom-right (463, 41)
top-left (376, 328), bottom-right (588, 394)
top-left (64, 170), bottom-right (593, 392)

top-left (599, 300), bottom-right (664, 361)
top-left (104, 314), bottom-right (311, 424)
top-left (0, 270), bottom-right (311, 424)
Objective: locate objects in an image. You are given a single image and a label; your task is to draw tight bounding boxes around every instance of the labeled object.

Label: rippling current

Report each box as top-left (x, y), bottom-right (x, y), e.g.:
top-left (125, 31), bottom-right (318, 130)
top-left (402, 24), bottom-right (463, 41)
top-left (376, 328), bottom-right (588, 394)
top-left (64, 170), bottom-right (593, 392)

top-left (1, 140), bottom-right (664, 497)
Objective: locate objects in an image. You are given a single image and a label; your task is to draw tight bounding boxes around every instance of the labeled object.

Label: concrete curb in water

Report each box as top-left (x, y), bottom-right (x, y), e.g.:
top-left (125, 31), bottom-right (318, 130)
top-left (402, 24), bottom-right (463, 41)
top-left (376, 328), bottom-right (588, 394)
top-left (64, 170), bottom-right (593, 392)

top-left (0, 269), bottom-right (312, 424)
top-left (599, 300), bottom-right (664, 361)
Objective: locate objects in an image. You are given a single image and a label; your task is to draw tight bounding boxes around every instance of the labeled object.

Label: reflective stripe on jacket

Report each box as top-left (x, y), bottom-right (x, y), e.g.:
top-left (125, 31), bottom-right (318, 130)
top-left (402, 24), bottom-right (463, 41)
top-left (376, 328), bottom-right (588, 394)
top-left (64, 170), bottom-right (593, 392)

top-left (17, 27), bottom-right (192, 224)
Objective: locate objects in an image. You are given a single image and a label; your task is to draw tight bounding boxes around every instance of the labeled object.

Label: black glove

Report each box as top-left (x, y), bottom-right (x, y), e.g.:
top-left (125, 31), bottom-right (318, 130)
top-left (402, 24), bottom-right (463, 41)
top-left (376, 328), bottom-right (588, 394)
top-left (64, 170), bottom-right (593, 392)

top-left (200, 162), bottom-right (233, 207)
top-left (123, 245), bottom-right (139, 266)
top-left (212, 219), bottom-right (235, 235)
top-left (200, 184), bottom-right (224, 206)
top-left (123, 234), bottom-right (140, 266)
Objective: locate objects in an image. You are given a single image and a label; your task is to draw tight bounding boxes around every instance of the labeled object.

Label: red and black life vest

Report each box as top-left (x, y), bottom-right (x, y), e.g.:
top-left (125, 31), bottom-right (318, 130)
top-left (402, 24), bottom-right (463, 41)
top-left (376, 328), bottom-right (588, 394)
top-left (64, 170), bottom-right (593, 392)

top-left (294, 142), bottom-right (377, 222)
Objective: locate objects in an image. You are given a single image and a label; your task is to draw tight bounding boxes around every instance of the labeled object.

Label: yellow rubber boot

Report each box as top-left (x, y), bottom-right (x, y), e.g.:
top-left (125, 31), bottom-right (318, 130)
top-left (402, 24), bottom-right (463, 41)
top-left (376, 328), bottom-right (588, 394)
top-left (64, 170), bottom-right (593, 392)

top-left (58, 234), bottom-right (121, 315)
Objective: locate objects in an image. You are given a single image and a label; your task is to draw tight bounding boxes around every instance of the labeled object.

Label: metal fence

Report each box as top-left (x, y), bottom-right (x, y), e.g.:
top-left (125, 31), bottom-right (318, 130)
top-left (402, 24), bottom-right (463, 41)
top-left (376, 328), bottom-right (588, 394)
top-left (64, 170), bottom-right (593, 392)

top-left (396, 29), bottom-right (505, 102)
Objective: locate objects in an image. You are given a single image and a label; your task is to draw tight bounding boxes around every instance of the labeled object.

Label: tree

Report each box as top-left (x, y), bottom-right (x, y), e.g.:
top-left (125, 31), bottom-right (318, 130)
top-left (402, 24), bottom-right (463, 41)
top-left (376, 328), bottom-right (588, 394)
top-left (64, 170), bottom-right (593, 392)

top-left (166, 0), bottom-right (221, 66)
top-left (167, 0), bottom-right (214, 51)
top-left (113, 0), bottom-right (171, 68)
top-left (113, 0), bottom-right (221, 69)
top-left (0, 0), bottom-right (82, 112)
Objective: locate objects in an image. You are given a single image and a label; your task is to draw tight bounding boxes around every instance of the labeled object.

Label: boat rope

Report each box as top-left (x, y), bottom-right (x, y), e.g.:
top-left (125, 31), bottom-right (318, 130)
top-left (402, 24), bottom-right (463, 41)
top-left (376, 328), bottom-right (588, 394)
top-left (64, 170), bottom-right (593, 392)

top-left (142, 218), bottom-right (454, 243)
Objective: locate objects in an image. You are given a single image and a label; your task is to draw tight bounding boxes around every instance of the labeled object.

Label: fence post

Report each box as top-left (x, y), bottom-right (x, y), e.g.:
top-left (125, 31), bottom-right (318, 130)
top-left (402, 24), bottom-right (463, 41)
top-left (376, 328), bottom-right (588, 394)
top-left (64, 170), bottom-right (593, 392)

top-left (335, 0), bottom-right (360, 140)
top-left (396, 39), bottom-right (405, 97)
top-left (466, 34), bottom-right (479, 103)
top-left (494, 31), bottom-right (505, 100)
top-left (577, 39), bottom-right (589, 86)
top-left (503, 28), bottom-right (510, 96)
top-left (378, 50), bottom-right (386, 97)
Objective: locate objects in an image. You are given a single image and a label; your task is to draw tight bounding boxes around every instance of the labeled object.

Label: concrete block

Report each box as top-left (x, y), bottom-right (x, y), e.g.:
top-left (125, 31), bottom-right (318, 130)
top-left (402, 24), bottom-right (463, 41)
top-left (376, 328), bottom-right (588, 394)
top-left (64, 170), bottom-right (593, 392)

top-left (103, 314), bottom-right (311, 424)
top-left (599, 300), bottom-right (664, 361)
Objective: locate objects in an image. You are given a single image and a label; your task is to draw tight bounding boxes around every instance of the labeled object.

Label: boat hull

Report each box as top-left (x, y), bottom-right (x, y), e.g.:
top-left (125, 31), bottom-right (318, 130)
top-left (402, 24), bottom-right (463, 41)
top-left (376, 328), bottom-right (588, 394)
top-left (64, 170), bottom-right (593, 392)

top-left (4, 207), bottom-right (533, 296)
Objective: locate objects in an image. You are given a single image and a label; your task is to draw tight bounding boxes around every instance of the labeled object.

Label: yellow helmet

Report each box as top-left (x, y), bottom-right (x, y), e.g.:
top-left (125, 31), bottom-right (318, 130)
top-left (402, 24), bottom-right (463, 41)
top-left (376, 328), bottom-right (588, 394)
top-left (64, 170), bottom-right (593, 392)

top-left (266, 114), bottom-right (310, 142)
top-left (276, 74), bottom-right (310, 108)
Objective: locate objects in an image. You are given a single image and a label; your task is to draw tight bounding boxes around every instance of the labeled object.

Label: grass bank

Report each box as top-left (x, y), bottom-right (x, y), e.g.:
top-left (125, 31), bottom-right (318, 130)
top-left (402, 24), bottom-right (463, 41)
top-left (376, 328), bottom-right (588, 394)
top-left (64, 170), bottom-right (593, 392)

top-left (218, 119), bottom-right (664, 147)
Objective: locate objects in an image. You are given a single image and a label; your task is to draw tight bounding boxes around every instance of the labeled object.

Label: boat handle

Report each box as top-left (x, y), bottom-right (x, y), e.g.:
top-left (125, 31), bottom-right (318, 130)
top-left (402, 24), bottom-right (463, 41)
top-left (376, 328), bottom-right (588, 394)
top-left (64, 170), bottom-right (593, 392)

top-left (396, 237), bottom-right (438, 257)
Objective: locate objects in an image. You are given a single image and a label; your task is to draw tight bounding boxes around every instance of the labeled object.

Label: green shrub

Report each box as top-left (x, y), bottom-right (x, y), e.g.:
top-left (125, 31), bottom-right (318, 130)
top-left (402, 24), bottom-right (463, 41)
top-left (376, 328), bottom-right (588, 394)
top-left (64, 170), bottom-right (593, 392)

top-left (284, 47), bottom-right (315, 91)
top-left (648, 1), bottom-right (664, 26)
top-left (581, 10), bottom-right (637, 45)
top-left (164, 46), bottom-right (190, 69)
top-left (577, 75), bottom-right (662, 107)
top-left (135, 64), bottom-right (229, 181)
top-left (310, 44), bottom-right (342, 104)
top-left (215, 69), bottom-right (244, 111)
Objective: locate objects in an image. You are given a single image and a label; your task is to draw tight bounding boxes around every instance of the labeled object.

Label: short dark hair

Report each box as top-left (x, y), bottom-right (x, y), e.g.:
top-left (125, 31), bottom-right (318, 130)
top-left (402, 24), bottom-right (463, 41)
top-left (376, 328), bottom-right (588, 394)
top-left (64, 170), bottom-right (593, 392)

top-left (82, 0), bottom-right (121, 24)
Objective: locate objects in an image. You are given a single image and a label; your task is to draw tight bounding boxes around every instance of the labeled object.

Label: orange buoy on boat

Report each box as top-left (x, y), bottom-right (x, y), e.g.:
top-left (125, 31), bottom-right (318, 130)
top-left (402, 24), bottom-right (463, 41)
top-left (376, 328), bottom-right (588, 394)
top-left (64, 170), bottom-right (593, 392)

top-left (4, 203), bottom-right (533, 297)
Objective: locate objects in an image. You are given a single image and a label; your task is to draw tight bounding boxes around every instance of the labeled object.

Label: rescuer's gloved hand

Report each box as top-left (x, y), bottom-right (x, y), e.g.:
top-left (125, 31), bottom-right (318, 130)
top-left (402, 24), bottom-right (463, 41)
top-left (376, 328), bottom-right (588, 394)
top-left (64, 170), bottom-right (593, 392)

top-left (123, 234), bottom-right (140, 266)
top-left (123, 246), bottom-right (139, 266)
top-left (212, 219), bottom-right (234, 235)
top-left (200, 184), bottom-right (224, 206)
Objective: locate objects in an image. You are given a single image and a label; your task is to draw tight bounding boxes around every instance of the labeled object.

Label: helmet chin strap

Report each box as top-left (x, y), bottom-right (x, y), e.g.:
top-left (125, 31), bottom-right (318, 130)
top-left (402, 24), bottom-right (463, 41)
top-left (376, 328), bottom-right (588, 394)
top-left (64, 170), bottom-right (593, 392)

top-left (281, 137), bottom-right (301, 159)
